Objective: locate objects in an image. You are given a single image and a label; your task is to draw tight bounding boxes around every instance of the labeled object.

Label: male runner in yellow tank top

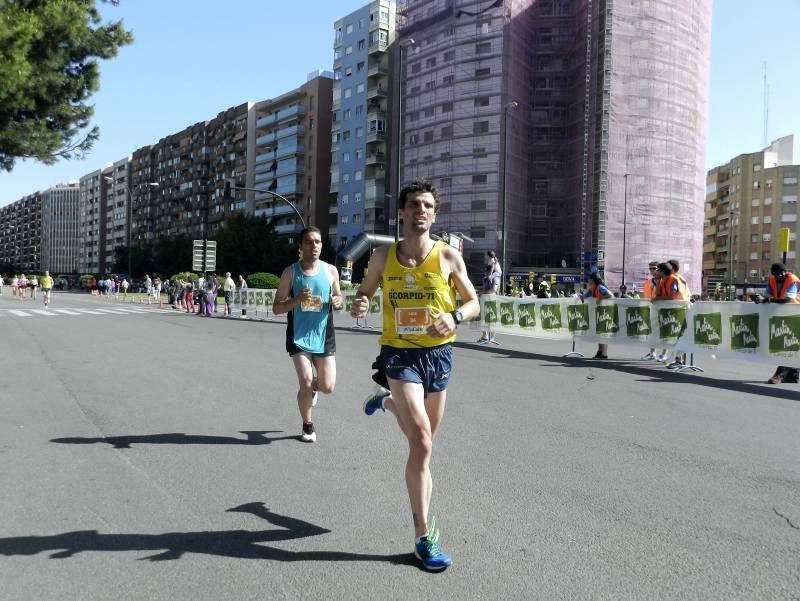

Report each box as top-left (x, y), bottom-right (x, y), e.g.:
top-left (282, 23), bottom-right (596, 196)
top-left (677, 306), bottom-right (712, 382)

top-left (351, 180), bottom-right (479, 571)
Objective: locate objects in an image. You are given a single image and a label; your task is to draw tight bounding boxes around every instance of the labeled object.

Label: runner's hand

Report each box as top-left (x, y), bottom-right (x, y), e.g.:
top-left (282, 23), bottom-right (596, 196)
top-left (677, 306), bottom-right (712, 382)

top-left (351, 295), bottom-right (369, 318)
top-left (331, 294), bottom-right (343, 309)
top-left (297, 286), bottom-right (312, 303)
top-left (426, 311), bottom-right (455, 337)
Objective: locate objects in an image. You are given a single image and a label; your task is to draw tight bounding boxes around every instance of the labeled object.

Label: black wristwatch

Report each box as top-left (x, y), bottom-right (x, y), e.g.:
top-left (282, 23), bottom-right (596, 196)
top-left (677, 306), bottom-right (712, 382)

top-left (450, 309), bottom-right (463, 325)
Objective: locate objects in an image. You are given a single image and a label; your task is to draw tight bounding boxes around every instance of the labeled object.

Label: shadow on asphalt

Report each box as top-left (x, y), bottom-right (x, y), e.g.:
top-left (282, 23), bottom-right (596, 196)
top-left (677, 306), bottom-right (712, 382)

top-left (50, 431), bottom-right (300, 449)
top-left (453, 341), bottom-right (800, 402)
top-left (0, 502), bottom-right (420, 567)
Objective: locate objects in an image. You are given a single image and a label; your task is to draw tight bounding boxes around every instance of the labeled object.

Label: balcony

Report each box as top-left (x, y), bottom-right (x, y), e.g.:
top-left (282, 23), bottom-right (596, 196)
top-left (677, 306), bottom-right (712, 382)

top-left (366, 106), bottom-right (386, 119)
top-left (256, 104), bottom-right (305, 128)
top-left (330, 181), bottom-right (339, 193)
top-left (276, 183), bottom-right (304, 196)
top-left (368, 40), bottom-right (388, 55)
top-left (274, 222), bottom-right (304, 235)
top-left (364, 185), bottom-right (385, 208)
top-left (254, 171), bottom-right (275, 184)
top-left (703, 226), bottom-right (716, 236)
top-left (276, 144), bottom-right (304, 159)
top-left (275, 124), bottom-right (304, 141)
top-left (368, 63), bottom-right (388, 77)
top-left (367, 85), bottom-right (387, 100)
top-left (365, 152), bottom-right (386, 166)
top-left (255, 151), bottom-right (274, 164)
top-left (255, 203), bottom-right (299, 219)
top-left (329, 204), bottom-right (338, 214)
top-left (365, 130), bottom-right (386, 144)
top-left (276, 163), bottom-right (303, 178)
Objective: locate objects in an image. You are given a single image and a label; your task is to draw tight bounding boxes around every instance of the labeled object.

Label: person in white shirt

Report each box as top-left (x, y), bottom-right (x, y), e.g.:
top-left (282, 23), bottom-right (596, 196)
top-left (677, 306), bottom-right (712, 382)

top-left (223, 272), bottom-right (236, 317)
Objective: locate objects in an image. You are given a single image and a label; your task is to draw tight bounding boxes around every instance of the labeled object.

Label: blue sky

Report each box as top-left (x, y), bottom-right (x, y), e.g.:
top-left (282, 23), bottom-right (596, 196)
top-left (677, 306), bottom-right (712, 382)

top-left (1, 0), bottom-right (798, 206)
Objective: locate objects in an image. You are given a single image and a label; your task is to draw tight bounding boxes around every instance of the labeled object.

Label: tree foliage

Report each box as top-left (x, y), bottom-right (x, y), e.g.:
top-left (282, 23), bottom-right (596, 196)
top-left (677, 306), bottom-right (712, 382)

top-left (211, 213), bottom-right (298, 277)
top-left (0, 0), bottom-right (133, 171)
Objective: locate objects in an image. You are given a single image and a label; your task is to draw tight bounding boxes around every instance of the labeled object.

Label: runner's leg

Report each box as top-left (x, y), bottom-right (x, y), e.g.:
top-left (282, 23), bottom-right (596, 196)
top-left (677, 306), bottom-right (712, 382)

top-left (311, 355), bottom-right (336, 394)
top-left (291, 353), bottom-right (315, 424)
top-left (386, 378), bottom-right (434, 537)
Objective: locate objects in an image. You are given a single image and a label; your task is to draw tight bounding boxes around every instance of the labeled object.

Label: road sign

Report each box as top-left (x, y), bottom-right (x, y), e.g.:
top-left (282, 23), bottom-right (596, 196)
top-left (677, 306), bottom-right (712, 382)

top-left (191, 240), bottom-right (217, 272)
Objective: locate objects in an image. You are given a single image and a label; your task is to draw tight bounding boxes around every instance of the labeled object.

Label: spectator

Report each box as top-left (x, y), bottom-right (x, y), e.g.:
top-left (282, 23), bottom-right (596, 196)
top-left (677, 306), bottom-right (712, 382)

top-left (184, 279), bottom-right (195, 313)
top-left (582, 272), bottom-right (613, 359)
top-left (476, 265), bottom-right (500, 345)
top-left (758, 263), bottom-right (799, 384)
top-left (640, 261), bottom-right (659, 360)
top-left (223, 272), bottom-right (236, 317)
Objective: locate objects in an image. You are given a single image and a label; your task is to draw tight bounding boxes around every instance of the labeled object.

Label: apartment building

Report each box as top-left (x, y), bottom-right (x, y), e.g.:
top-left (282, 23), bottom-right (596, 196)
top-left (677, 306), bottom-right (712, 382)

top-left (41, 184), bottom-right (80, 273)
top-left (395, 0), bottom-right (711, 289)
top-left (703, 135), bottom-right (798, 287)
top-left (0, 191), bottom-right (43, 272)
top-left (331, 1), bottom-right (396, 247)
top-left (129, 102), bottom-right (253, 247)
top-left (252, 72), bottom-right (333, 239)
top-left (102, 157), bottom-right (132, 271)
top-left (0, 184), bottom-right (79, 273)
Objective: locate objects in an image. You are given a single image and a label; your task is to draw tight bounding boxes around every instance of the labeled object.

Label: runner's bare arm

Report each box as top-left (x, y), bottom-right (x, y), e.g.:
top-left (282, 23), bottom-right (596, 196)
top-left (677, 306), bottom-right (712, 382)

top-left (444, 246), bottom-right (480, 321)
top-left (272, 266), bottom-right (307, 314)
top-left (329, 264), bottom-right (343, 309)
top-left (351, 247), bottom-right (387, 318)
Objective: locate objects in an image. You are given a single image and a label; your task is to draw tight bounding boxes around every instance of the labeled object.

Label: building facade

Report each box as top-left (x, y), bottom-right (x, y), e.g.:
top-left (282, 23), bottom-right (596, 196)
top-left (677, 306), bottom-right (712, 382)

top-left (41, 184), bottom-right (80, 273)
top-left (0, 184), bottom-right (79, 273)
top-left (102, 157), bottom-right (132, 272)
top-left (703, 135), bottom-right (798, 291)
top-left (332, 1), bottom-right (396, 247)
top-left (251, 72), bottom-right (333, 240)
top-left (130, 102), bottom-right (253, 247)
top-left (394, 0), bottom-right (712, 289)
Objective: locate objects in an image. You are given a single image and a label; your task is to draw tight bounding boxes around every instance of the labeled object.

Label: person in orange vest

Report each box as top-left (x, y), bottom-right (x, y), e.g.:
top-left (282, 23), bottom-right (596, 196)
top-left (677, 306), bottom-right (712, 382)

top-left (666, 259), bottom-right (691, 369)
top-left (758, 263), bottom-right (799, 384)
top-left (640, 261), bottom-right (659, 360)
top-left (582, 272), bottom-right (614, 359)
top-left (652, 262), bottom-right (683, 363)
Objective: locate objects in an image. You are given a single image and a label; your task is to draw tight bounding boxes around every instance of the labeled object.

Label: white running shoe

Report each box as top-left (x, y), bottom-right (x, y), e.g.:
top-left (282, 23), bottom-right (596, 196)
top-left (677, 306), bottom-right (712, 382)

top-left (300, 423), bottom-right (316, 443)
top-left (640, 352), bottom-right (656, 360)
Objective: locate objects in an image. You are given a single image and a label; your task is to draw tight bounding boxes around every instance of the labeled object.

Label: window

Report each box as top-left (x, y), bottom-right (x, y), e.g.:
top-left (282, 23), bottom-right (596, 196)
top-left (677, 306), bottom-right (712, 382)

top-left (441, 126), bottom-right (453, 139)
top-left (423, 131), bottom-right (434, 142)
top-left (346, 45), bottom-right (353, 55)
top-left (343, 152), bottom-right (350, 162)
top-left (763, 233), bottom-right (771, 242)
top-left (340, 214), bottom-right (349, 224)
top-left (751, 216), bottom-right (759, 224)
top-left (334, 69), bottom-right (342, 80)
top-left (750, 234), bottom-right (759, 243)
top-left (444, 50), bottom-right (454, 62)
top-left (782, 213), bottom-right (797, 222)
top-left (346, 23), bottom-right (353, 34)
top-left (355, 105), bottom-right (363, 116)
top-left (359, 18), bottom-right (366, 29)
top-left (411, 62), bottom-right (421, 74)
top-left (409, 133), bottom-right (419, 144)
top-left (782, 195), bottom-right (798, 204)
top-left (355, 170), bottom-right (362, 181)
top-left (784, 176), bottom-right (798, 185)
top-left (357, 61), bottom-right (365, 71)
top-left (753, 181), bottom-right (760, 190)
top-left (358, 39), bottom-right (365, 50)
top-left (356, 83), bottom-right (365, 93)
top-left (426, 57), bottom-right (437, 68)
top-left (356, 127), bottom-right (364, 137)
top-left (425, 80), bottom-right (436, 90)
top-left (474, 121), bottom-right (489, 134)
top-left (751, 198), bottom-right (760, 207)
top-left (763, 215), bottom-right (772, 223)
top-left (476, 42), bottom-right (491, 54)
top-left (342, 130), bottom-right (351, 140)
top-left (750, 252), bottom-right (759, 260)
top-left (343, 173), bottom-right (350, 183)
top-left (440, 177), bottom-right (452, 187)
top-left (475, 96), bottom-right (490, 107)
top-left (345, 67), bottom-right (353, 77)
top-left (753, 164), bottom-right (762, 172)
top-left (423, 107), bottom-right (434, 117)
top-left (441, 101), bottom-right (453, 113)
top-left (477, 21), bottom-right (490, 34)
top-left (472, 174), bottom-right (488, 184)
top-left (344, 87), bottom-right (352, 98)
top-left (766, 179), bottom-right (773, 189)
top-left (354, 192), bottom-right (362, 203)
top-left (473, 147), bottom-right (487, 158)
top-left (341, 194), bottom-right (349, 204)
top-left (765, 197), bottom-right (773, 205)
top-left (355, 149), bottom-right (363, 159)
top-left (343, 108), bottom-right (352, 119)
top-left (443, 75), bottom-right (454, 85)
top-left (352, 213), bottom-right (361, 224)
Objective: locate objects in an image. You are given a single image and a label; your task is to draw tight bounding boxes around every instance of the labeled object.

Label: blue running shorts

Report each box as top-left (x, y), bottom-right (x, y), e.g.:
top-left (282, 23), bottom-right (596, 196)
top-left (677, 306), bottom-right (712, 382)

top-left (371, 344), bottom-right (452, 394)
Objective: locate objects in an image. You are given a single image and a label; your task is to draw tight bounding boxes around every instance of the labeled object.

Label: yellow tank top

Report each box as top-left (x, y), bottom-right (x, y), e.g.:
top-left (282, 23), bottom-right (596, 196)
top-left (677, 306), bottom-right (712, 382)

top-left (380, 241), bottom-right (456, 348)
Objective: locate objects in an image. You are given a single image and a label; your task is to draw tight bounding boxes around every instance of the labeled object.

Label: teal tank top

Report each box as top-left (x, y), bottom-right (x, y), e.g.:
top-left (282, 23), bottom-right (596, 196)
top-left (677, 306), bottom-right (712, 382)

top-left (287, 261), bottom-right (334, 355)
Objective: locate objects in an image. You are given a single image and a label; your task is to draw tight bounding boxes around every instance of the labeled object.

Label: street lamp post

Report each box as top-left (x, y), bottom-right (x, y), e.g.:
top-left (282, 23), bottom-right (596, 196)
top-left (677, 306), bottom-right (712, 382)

top-left (622, 173), bottom-right (629, 289)
top-left (225, 182), bottom-right (306, 228)
top-left (104, 176), bottom-right (158, 278)
top-left (395, 37), bottom-right (415, 242)
top-left (500, 100), bottom-right (518, 290)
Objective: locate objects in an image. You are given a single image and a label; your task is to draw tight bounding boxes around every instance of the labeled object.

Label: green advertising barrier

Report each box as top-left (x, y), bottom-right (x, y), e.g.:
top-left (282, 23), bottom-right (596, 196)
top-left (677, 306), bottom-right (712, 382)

top-left (730, 313), bottom-right (760, 350)
top-left (483, 300), bottom-right (498, 325)
top-left (657, 306), bottom-right (686, 343)
top-left (768, 314), bottom-right (800, 354)
top-left (369, 295), bottom-right (382, 314)
top-left (567, 304), bottom-right (590, 333)
top-left (625, 305), bottom-right (651, 339)
top-left (517, 303), bottom-right (536, 329)
top-left (499, 301), bottom-right (516, 326)
top-left (693, 312), bottom-right (723, 348)
top-left (595, 304), bottom-right (619, 336)
top-left (539, 303), bottom-right (562, 331)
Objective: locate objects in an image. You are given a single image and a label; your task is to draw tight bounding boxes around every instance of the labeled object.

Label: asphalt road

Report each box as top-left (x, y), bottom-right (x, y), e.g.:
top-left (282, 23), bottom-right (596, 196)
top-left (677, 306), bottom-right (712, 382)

top-left (0, 292), bottom-right (798, 600)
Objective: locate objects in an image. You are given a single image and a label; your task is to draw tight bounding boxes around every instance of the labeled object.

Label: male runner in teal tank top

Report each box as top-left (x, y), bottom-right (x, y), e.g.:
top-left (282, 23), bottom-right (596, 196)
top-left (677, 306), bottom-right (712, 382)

top-left (273, 227), bottom-right (343, 442)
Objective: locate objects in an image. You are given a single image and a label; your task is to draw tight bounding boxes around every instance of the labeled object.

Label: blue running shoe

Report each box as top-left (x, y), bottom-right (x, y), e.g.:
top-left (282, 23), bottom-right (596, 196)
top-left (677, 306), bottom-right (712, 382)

top-left (363, 388), bottom-right (389, 416)
top-left (414, 517), bottom-right (452, 571)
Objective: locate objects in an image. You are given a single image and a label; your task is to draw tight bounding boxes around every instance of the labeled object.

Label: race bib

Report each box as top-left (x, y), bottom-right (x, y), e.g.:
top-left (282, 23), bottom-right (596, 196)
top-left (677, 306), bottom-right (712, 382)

top-left (301, 295), bottom-right (322, 312)
top-left (395, 307), bottom-right (431, 334)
